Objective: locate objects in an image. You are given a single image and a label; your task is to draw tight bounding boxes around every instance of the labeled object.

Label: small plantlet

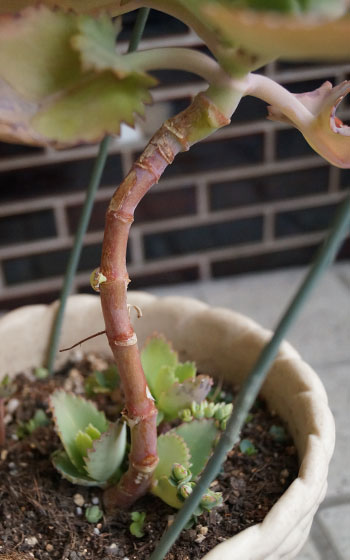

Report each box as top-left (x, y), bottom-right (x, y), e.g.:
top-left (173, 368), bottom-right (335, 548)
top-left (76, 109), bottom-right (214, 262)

top-left (50, 390), bottom-right (127, 486)
top-left (84, 365), bottom-right (120, 397)
top-left (85, 505), bottom-right (103, 523)
top-left (239, 439), bottom-right (258, 456)
top-left (141, 336), bottom-right (213, 421)
top-left (130, 511), bottom-right (146, 538)
top-left (269, 425), bottom-right (288, 443)
top-left (16, 409), bottom-right (50, 439)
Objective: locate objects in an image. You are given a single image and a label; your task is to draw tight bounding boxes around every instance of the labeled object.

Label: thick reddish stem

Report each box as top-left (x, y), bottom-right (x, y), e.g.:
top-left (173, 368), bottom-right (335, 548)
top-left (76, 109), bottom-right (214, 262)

top-left (101, 92), bottom-right (230, 510)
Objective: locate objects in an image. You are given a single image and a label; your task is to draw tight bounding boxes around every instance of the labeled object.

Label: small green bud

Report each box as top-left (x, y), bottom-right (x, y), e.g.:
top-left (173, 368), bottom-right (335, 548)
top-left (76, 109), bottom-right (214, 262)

top-left (90, 268), bottom-right (107, 292)
top-left (200, 490), bottom-right (222, 511)
top-left (172, 463), bottom-right (190, 482)
top-left (192, 401), bottom-right (205, 420)
top-left (178, 408), bottom-right (193, 422)
top-left (178, 481), bottom-right (195, 500)
top-left (204, 402), bottom-right (218, 418)
top-left (85, 505), bottom-right (103, 523)
top-left (215, 403), bottom-right (233, 421)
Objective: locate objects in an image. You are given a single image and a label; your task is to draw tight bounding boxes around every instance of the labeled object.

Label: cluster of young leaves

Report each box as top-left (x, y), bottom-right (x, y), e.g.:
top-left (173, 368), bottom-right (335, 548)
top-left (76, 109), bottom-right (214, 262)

top-left (0, 6), bottom-right (156, 147)
top-left (50, 390), bottom-right (127, 486)
top-left (141, 336), bottom-right (213, 421)
top-left (16, 409), bottom-right (50, 439)
top-left (84, 364), bottom-right (119, 397)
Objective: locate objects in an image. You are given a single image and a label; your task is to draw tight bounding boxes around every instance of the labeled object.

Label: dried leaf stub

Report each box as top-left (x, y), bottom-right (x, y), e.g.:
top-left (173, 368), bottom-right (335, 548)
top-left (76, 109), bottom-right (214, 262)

top-left (0, 6), bottom-right (155, 148)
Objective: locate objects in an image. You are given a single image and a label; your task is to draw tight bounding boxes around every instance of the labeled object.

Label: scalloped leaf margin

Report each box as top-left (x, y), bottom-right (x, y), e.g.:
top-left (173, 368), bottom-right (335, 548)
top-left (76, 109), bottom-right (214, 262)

top-left (0, 5), bottom-right (155, 147)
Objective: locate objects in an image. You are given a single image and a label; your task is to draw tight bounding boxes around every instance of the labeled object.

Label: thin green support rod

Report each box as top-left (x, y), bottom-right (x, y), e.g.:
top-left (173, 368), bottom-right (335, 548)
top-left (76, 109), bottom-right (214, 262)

top-left (150, 194), bottom-right (350, 560)
top-left (45, 135), bottom-right (111, 373)
top-left (45, 7), bottom-right (151, 374)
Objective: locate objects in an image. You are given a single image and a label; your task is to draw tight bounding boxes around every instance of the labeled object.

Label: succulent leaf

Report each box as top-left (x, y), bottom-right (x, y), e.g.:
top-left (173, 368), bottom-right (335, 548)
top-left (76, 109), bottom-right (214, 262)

top-left (75, 430), bottom-right (94, 458)
top-left (153, 433), bottom-right (190, 481)
top-left (50, 390), bottom-right (108, 471)
top-left (0, 6), bottom-right (154, 147)
top-left (72, 14), bottom-right (156, 84)
top-left (172, 419), bottom-right (219, 478)
top-left (174, 362), bottom-right (196, 383)
top-left (151, 475), bottom-right (183, 509)
top-left (84, 420), bottom-right (127, 482)
top-left (141, 336), bottom-right (178, 397)
top-left (201, 3), bottom-right (350, 61)
top-left (51, 449), bottom-right (97, 486)
top-left (157, 375), bottom-right (213, 420)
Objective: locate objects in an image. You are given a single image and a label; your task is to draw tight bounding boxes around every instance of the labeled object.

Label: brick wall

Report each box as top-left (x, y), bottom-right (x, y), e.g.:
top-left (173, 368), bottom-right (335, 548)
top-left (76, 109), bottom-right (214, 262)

top-left (0, 11), bottom-right (349, 311)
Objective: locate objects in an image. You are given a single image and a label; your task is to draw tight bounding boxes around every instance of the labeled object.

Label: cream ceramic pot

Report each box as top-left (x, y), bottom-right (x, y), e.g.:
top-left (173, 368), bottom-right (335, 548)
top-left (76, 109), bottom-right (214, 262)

top-left (0, 293), bottom-right (335, 560)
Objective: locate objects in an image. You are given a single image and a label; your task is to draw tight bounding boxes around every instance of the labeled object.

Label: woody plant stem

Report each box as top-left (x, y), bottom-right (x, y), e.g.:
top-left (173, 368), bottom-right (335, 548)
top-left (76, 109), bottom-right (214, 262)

top-left (100, 79), bottom-right (245, 510)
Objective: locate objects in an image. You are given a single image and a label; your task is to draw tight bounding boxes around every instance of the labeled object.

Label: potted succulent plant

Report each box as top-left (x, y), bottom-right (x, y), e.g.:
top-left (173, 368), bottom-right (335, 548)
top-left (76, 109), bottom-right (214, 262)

top-left (0, 1), bottom-right (349, 559)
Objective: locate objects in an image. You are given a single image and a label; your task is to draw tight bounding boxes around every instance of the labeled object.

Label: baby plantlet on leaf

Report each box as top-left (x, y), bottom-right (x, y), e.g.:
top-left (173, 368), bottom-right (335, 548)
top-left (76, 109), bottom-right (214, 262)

top-left (50, 390), bottom-right (127, 486)
top-left (130, 511), bottom-right (146, 538)
top-left (141, 336), bottom-right (213, 420)
top-left (151, 419), bottom-right (220, 511)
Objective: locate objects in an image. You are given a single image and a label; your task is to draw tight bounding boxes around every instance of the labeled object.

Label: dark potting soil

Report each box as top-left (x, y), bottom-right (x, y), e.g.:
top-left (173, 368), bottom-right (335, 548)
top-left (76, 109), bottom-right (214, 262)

top-left (0, 353), bottom-right (298, 560)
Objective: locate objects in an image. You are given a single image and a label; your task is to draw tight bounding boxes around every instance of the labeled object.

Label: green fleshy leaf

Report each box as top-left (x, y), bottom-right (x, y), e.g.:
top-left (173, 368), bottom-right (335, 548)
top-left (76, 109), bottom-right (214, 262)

top-left (141, 336), bottom-right (178, 397)
top-left (50, 390), bottom-right (108, 471)
top-left (85, 505), bottom-right (103, 522)
top-left (0, 6), bottom-right (154, 147)
top-left (157, 375), bottom-right (213, 420)
top-left (130, 511), bottom-right (146, 538)
top-left (0, 6), bottom-right (80, 101)
top-left (152, 365), bottom-right (177, 400)
top-left (31, 72), bottom-right (152, 145)
top-left (51, 449), bottom-right (98, 486)
top-left (73, 14), bottom-right (155, 84)
top-left (75, 430), bottom-right (94, 457)
top-left (151, 475), bottom-right (183, 509)
top-left (201, 3), bottom-right (350, 61)
top-left (239, 438), bottom-right (257, 455)
top-left (85, 420), bottom-right (127, 482)
top-left (153, 433), bottom-right (190, 481)
top-left (174, 362), bottom-right (196, 383)
top-left (85, 423), bottom-right (102, 440)
top-left (172, 419), bottom-right (219, 478)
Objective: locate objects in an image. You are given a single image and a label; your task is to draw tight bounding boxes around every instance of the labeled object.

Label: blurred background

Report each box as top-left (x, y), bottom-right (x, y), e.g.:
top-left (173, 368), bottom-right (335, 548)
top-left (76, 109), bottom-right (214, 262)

top-left (0, 9), bottom-right (349, 312)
